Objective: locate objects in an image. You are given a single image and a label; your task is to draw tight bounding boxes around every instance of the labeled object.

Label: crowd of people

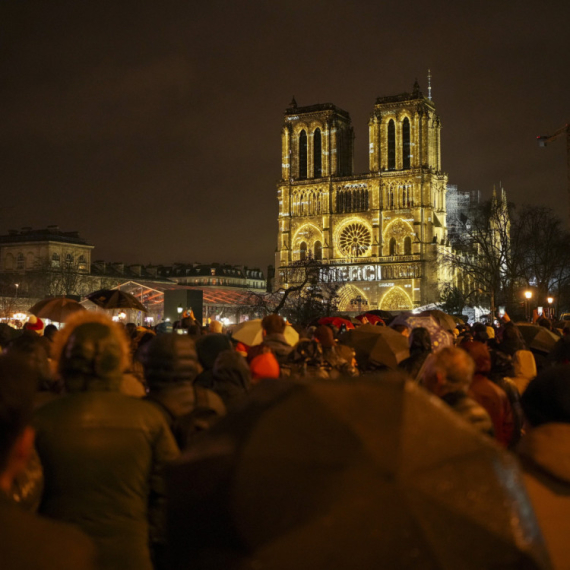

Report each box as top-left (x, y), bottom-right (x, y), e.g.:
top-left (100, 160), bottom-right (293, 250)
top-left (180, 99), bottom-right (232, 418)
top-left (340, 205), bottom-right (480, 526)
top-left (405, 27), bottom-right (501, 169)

top-left (0, 308), bottom-right (569, 569)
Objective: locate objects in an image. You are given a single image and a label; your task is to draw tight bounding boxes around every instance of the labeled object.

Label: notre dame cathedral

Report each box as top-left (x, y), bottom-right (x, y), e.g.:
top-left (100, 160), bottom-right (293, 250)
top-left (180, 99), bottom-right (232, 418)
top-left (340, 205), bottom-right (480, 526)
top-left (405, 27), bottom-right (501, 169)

top-left (275, 81), bottom-right (452, 312)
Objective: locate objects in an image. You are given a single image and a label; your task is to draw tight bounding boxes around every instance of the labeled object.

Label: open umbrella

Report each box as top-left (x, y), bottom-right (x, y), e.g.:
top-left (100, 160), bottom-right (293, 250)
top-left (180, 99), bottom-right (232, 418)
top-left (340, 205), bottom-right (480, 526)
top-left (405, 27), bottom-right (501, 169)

top-left (231, 319), bottom-right (299, 347)
top-left (341, 323), bottom-right (409, 368)
top-left (28, 297), bottom-right (86, 323)
top-left (356, 313), bottom-right (385, 325)
top-left (391, 314), bottom-right (453, 351)
top-left (86, 289), bottom-right (146, 312)
top-left (317, 316), bottom-right (355, 330)
top-left (516, 323), bottom-right (559, 354)
top-left (167, 378), bottom-right (551, 570)
top-left (420, 309), bottom-right (456, 333)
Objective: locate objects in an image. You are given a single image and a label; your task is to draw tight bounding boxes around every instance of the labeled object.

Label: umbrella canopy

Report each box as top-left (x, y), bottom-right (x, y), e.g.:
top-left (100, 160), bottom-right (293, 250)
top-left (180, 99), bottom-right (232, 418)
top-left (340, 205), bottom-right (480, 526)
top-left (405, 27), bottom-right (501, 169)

top-left (420, 309), bottom-right (457, 333)
top-left (391, 314), bottom-right (454, 351)
top-left (516, 323), bottom-right (559, 353)
top-left (231, 319), bottom-right (299, 347)
top-left (167, 378), bottom-right (551, 570)
top-left (86, 289), bottom-right (147, 312)
top-left (28, 297), bottom-right (86, 323)
top-left (356, 313), bottom-right (385, 325)
top-left (341, 323), bottom-right (409, 368)
top-left (318, 316), bottom-right (355, 330)
top-left (365, 309), bottom-right (395, 320)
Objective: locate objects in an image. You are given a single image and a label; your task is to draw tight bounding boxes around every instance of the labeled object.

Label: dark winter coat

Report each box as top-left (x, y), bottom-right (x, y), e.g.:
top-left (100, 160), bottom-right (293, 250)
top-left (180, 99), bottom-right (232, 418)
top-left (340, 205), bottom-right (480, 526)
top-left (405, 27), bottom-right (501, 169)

top-left (441, 391), bottom-right (494, 437)
top-left (35, 390), bottom-right (180, 570)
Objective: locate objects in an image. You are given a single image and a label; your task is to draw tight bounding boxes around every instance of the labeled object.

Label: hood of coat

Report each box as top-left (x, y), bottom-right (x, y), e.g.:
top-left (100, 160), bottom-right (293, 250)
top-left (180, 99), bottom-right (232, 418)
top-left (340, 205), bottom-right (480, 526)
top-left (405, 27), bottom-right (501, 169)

top-left (518, 423), bottom-right (570, 484)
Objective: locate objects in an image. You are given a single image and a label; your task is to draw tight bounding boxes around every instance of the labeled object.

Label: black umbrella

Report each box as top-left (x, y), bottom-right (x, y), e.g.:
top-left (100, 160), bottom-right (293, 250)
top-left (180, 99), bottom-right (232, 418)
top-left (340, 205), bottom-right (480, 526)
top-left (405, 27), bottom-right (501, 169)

top-left (341, 324), bottom-right (409, 368)
top-left (29, 296), bottom-right (86, 322)
top-left (86, 289), bottom-right (146, 312)
top-left (167, 377), bottom-right (551, 570)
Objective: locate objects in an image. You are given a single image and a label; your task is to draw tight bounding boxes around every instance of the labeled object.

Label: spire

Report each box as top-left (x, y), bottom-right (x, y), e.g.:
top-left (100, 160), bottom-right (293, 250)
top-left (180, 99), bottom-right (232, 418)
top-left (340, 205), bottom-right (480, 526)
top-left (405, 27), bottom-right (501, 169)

top-left (427, 69), bottom-right (432, 101)
top-left (288, 96), bottom-right (297, 109)
top-left (492, 185), bottom-right (497, 206)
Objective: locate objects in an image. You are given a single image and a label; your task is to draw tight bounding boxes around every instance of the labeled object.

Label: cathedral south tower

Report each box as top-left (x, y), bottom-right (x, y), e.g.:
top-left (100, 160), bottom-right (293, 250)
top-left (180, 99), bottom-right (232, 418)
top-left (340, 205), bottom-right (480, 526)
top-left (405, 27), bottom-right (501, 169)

top-left (275, 82), bottom-right (450, 312)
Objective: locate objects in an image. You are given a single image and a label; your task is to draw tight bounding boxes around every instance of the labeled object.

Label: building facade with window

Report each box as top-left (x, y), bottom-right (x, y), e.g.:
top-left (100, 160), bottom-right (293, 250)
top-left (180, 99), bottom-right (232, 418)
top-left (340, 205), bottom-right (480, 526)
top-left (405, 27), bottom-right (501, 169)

top-left (275, 83), bottom-right (452, 311)
top-left (0, 226), bottom-right (93, 274)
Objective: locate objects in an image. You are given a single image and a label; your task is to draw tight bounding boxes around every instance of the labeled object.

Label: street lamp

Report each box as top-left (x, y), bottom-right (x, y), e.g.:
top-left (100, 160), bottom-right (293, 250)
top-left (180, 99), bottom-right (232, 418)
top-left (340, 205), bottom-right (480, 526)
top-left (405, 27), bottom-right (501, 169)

top-left (177, 304), bottom-right (183, 316)
top-left (524, 290), bottom-right (532, 322)
top-left (14, 283), bottom-right (19, 299)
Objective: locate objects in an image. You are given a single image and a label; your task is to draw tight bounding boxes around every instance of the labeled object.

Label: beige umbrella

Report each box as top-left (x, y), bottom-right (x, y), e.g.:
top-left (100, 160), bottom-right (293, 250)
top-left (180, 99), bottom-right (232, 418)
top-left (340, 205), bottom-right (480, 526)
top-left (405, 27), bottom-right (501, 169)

top-left (231, 318), bottom-right (299, 347)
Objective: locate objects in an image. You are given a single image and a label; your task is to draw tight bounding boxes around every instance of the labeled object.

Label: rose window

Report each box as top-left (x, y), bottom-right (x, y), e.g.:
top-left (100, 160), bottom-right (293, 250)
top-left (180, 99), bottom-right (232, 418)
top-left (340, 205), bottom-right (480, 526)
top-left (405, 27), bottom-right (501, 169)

top-left (338, 223), bottom-right (371, 257)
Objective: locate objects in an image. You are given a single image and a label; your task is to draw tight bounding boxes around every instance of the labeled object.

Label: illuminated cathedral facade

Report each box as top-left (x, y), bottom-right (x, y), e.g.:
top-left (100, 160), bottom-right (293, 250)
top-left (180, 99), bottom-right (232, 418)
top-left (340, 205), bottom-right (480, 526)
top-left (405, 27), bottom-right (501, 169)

top-left (275, 81), bottom-right (452, 312)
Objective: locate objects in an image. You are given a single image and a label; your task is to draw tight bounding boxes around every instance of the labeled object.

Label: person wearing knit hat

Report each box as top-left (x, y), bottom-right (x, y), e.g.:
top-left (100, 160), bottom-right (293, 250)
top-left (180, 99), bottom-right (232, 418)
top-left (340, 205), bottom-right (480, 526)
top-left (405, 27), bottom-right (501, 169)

top-left (250, 352), bottom-right (280, 383)
top-left (23, 315), bottom-right (44, 335)
top-left (518, 366), bottom-right (570, 569)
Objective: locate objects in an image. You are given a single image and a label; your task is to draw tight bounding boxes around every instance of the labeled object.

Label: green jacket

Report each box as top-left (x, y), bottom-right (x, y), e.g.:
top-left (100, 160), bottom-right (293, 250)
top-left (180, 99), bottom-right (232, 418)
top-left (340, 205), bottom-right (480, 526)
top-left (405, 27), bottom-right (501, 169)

top-left (35, 389), bottom-right (180, 570)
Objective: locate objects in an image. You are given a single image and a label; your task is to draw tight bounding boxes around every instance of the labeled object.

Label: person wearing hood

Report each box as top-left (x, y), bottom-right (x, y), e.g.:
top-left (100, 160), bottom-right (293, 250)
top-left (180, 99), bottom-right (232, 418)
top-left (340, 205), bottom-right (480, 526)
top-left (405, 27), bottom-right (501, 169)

top-left (142, 334), bottom-right (226, 450)
top-left (193, 333), bottom-right (233, 389)
top-left (34, 312), bottom-right (180, 570)
top-left (211, 350), bottom-right (252, 411)
top-left (398, 327), bottom-right (432, 381)
top-left (518, 366), bottom-right (570, 570)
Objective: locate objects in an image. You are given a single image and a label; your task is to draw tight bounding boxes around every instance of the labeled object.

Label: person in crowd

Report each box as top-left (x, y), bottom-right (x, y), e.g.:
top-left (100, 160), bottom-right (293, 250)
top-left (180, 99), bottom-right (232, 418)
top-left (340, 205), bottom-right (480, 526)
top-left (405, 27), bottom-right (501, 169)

top-left (548, 322), bottom-right (570, 366)
top-left (23, 315), bottom-right (45, 335)
top-left (518, 366), bottom-right (570, 570)
top-left (0, 354), bottom-right (96, 569)
top-left (422, 347), bottom-right (494, 436)
top-left (194, 333), bottom-right (233, 389)
top-left (313, 325), bottom-right (358, 378)
top-left (460, 340), bottom-right (514, 447)
top-left (286, 339), bottom-right (330, 379)
top-left (489, 350), bottom-right (524, 448)
top-left (250, 351), bottom-right (281, 383)
top-left (247, 314), bottom-right (294, 367)
top-left (142, 334), bottom-right (226, 450)
top-left (43, 324), bottom-right (58, 357)
top-left (398, 327), bottom-right (432, 381)
top-left (34, 311), bottom-right (180, 570)
top-left (209, 320), bottom-right (223, 334)
top-left (498, 317), bottom-right (537, 393)
top-left (211, 350), bottom-right (252, 411)
top-left (391, 323), bottom-right (410, 338)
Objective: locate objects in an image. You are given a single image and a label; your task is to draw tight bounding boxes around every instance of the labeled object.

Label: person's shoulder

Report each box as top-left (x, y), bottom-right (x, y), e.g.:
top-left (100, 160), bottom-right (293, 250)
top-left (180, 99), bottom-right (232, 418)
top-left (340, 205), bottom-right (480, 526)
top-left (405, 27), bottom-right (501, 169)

top-left (0, 502), bottom-right (96, 569)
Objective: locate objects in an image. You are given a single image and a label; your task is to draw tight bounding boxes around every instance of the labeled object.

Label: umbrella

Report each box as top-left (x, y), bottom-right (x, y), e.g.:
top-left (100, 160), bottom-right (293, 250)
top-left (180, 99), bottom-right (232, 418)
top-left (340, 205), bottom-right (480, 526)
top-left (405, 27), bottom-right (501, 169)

top-left (420, 309), bottom-right (457, 333)
top-left (318, 316), bottom-right (355, 330)
top-left (391, 314), bottom-right (454, 351)
top-left (28, 297), bottom-right (86, 323)
top-left (86, 289), bottom-right (147, 312)
top-left (167, 377), bottom-right (551, 570)
top-left (341, 323), bottom-right (409, 368)
top-left (231, 319), bottom-right (299, 347)
top-left (356, 313), bottom-right (385, 325)
top-left (516, 323), bottom-right (559, 354)
top-left (365, 309), bottom-right (395, 320)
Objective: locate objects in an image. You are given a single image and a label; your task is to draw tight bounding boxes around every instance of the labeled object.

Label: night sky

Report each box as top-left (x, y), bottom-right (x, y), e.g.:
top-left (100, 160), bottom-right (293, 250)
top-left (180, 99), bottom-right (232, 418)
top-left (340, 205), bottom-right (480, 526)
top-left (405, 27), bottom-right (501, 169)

top-left (2, 1), bottom-right (569, 273)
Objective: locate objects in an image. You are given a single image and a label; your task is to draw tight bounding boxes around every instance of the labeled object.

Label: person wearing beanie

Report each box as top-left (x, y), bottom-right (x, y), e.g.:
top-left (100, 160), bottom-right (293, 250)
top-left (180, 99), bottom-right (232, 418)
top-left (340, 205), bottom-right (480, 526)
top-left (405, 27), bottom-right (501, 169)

top-left (250, 352), bottom-right (280, 383)
top-left (34, 312), bottom-right (179, 570)
top-left (194, 333), bottom-right (233, 389)
top-left (142, 334), bottom-right (225, 449)
top-left (518, 366), bottom-right (570, 570)
top-left (23, 315), bottom-right (45, 336)
top-left (209, 320), bottom-right (223, 334)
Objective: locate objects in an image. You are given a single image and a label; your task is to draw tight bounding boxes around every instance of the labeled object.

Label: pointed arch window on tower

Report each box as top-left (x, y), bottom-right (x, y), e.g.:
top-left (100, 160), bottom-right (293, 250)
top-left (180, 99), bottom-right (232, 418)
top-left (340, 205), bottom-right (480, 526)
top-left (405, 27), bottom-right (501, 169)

top-left (313, 128), bottom-right (322, 178)
top-left (404, 236), bottom-right (412, 255)
top-left (299, 241), bottom-right (307, 261)
top-left (314, 241), bottom-right (322, 260)
top-left (387, 120), bottom-right (396, 170)
top-left (299, 130), bottom-right (308, 179)
top-left (402, 118), bottom-right (411, 170)
top-left (389, 238), bottom-right (397, 256)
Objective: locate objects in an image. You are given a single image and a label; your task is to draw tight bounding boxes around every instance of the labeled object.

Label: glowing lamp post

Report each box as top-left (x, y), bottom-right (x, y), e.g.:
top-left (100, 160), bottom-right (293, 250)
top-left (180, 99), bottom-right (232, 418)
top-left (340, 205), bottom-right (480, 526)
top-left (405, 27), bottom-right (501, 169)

top-left (524, 291), bottom-right (532, 322)
top-left (177, 305), bottom-right (183, 316)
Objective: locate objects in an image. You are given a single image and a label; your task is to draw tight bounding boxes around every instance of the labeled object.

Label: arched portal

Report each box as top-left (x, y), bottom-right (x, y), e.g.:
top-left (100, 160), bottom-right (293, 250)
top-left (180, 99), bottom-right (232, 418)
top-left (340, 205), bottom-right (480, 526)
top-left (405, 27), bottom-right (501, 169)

top-left (379, 286), bottom-right (413, 311)
top-left (337, 284), bottom-right (370, 312)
